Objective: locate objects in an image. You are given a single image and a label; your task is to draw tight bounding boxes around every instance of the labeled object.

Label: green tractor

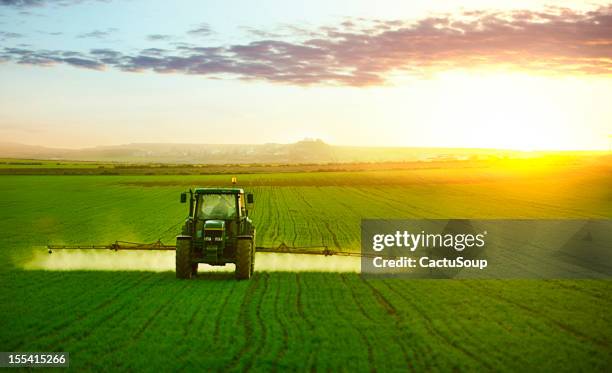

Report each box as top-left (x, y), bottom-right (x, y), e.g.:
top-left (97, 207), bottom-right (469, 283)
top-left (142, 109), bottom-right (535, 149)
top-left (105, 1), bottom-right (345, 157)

top-left (176, 188), bottom-right (256, 280)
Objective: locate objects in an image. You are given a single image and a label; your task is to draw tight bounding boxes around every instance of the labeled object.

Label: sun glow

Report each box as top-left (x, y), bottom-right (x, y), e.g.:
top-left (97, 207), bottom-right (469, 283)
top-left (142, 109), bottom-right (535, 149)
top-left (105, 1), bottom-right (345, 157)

top-left (382, 70), bottom-right (608, 151)
top-left (432, 71), bottom-right (582, 151)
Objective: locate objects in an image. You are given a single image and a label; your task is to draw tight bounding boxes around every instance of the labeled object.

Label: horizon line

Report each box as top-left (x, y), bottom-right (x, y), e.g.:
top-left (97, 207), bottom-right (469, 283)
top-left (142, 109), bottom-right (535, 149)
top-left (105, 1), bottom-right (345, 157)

top-left (1, 139), bottom-right (609, 153)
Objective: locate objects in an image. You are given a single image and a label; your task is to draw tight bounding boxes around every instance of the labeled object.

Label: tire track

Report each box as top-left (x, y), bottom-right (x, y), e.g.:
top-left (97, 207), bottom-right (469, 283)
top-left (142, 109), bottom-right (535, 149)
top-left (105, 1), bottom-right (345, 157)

top-left (17, 272), bottom-right (159, 351)
top-left (383, 281), bottom-right (495, 371)
top-left (93, 278), bottom-right (193, 364)
top-left (339, 275), bottom-right (376, 373)
top-left (461, 281), bottom-right (610, 349)
top-left (212, 281), bottom-right (239, 339)
top-left (547, 280), bottom-right (612, 300)
top-left (361, 278), bottom-right (418, 372)
top-left (272, 275), bottom-right (289, 372)
top-left (242, 273), bottom-right (270, 372)
top-left (131, 280), bottom-right (192, 340)
top-left (177, 279), bottom-right (238, 369)
top-left (324, 221), bottom-right (341, 250)
top-left (226, 274), bottom-right (264, 371)
top-left (282, 188), bottom-right (299, 248)
top-left (340, 274), bottom-right (374, 322)
top-left (396, 281), bottom-right (528, 369)
top-left (296, 190), bottom-right (313, 208)
top-left (295, 273), bottom-right (317, 370)
top-left (6, 272), bottom-right (137, 348)
top-left (295, 273), bottom-right (314, 329)
top-left (270, 189), bottom-right (281, 245)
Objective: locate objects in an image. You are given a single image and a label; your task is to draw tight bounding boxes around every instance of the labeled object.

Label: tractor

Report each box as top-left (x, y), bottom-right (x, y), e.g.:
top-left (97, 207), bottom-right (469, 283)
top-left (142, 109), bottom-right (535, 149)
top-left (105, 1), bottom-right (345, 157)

top-left (176, 188), bottom-right (255, 279)
top-left (47, 180), bottom-right (364, 280)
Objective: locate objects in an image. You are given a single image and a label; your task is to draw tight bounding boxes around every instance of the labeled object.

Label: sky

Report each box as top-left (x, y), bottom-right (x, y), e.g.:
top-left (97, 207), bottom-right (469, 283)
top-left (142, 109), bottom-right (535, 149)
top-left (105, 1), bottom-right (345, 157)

top-left (0, 0), bottom-right (611, 150)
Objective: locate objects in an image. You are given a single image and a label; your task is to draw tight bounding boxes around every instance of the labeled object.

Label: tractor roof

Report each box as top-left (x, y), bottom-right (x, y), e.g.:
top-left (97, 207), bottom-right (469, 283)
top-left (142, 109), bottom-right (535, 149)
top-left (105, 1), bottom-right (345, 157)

top-left (194, 187), bottom-right (244, 194)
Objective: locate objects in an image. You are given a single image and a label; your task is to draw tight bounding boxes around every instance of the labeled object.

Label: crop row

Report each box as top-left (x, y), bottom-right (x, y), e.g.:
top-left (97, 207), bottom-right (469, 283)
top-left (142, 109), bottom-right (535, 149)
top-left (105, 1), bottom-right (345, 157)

top-left (1, 269), bottom-right (610, 371)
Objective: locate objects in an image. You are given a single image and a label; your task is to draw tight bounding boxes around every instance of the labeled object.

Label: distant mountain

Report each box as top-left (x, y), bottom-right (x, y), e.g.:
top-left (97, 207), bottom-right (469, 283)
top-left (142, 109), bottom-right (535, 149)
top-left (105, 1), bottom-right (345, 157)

top-left (0, 140), bottom-right (544, 164)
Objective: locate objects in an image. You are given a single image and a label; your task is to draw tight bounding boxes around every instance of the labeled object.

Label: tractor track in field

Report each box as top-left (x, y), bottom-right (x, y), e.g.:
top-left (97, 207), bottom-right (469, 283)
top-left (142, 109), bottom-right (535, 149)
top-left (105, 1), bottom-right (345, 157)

top-left (93, 279), bottom-right (193, 364)
top-left (270, 189), bottom-right (281, 245)
top-left (362, 279), bottom-right (397, 316)
top-left (212, 281), bottom-right (239, 340)
top-left (183, 295), bottom-right (206, 337)
top-left (17, 272), bottom-right (159, 351)
top-left (295, 273), bottom-right (318, 370)
top-left (226, 273), bottom-right (267, 372)
top-left (53, 273), bottom-right (170, 350)
top-left (272, 275), bottom-right (289, 372)
top-left (340, 274), bottom-right (374, 322)
top-left (352, 187), bottom-right (442, 218)
top-left (547, 280), bottom-right (612, 300)
top-left (178, 279), bottom-right (238, 369)
top-left (324, 221), bottom-right (341, 250)
top-left (283, 190), bottom-right (299, 248)
top-left (402, 282), bottom-right (525, 369)
top-left (361, 279), bottom-right (417, 372)
top-left (244, 273), bottom-right (270, 372)
top-left (294, 273), bottom-right (314, 329)
top-left (383, 281), bottom-right (495, 371)
top-left (460, 281), bottom-right (610, 349)
top-left (296, 190), bottom-right (313, 208)
top-left (339, 275), bottom-right (376, 372)
top-left (491, 193), bottom-right (605, 218)
top-left (5, 273), bottom-right (136, 349)
top-left (132, 281), bottom-right (192, 341)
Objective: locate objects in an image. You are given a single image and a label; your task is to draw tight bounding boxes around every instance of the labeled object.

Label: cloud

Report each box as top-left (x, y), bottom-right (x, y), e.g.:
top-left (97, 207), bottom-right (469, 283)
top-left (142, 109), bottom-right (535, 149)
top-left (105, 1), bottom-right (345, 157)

top-left (0, 0), bottom-right (44, 6)
top-left (0, 47), bottom-right (104, 69)
top-left (38, 30), bottom-right (63, 35)
top-left (187, 23), bottom-right (212, 37)
top-left (0, 31), bottom-right (24, 38)
top-left (146, 34), bottom-right (172, 41)
top-left (0, 0), bottom-right (107, 7)
top-left (77, 28), bottom-right (116, 39)
top-left (1, 6), bottom-right (611, 86)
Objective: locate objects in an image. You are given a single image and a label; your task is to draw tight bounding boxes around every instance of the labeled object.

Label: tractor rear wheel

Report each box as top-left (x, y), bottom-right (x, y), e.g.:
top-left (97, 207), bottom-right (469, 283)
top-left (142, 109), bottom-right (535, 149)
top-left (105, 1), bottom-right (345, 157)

top-left (250, 250), bottom-right (255, 274)
top-left (250, 231), bottom-right (256, 274)
top-left (235, 239), bottom-right (253, 280)
top-left (176, 237), bottom-right (192, 279)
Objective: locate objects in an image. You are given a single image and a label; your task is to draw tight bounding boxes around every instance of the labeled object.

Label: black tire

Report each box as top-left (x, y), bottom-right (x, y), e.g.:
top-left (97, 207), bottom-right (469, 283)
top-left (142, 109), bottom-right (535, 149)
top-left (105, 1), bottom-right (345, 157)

top-left (191, 263), bottom-right (198, 277)
top-left (250, 231), bottom-right (256, 274)
top-left (176, 237), bottom-right (192, 279)
top-left (250, 249), bottom-right (255, 274)
top-left (235, 239), bottom-right (253, 280)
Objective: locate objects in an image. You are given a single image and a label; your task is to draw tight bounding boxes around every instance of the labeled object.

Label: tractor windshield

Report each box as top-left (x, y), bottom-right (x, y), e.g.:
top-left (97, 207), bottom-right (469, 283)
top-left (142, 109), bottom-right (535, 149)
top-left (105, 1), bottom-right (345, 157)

top-left (199, 194), bottom-right (237, 220)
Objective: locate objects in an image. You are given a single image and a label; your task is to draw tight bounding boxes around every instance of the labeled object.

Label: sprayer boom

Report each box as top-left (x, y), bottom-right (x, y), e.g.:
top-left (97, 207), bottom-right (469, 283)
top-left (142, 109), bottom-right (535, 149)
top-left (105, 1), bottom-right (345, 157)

top-left (47, 240), bottom-right (176, 253)
top-left (47, 240), bottom-right (377, 258)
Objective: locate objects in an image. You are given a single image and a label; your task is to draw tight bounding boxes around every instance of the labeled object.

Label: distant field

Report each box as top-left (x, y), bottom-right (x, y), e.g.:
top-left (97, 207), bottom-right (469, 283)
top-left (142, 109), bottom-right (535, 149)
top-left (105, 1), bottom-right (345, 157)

top-left (0, 156), bottom-right (610, 370)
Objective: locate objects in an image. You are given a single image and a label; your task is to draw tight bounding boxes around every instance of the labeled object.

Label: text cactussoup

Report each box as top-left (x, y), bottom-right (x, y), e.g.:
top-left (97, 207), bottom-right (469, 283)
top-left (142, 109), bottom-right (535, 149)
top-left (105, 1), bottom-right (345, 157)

top-left (373, 256), bottom-right (488, 270)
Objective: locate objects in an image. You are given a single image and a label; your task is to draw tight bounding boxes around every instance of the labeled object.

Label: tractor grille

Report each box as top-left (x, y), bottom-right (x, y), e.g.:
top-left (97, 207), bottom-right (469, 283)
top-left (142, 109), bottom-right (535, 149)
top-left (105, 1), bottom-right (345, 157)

top-left (204, 228), bottom-right (223, 242)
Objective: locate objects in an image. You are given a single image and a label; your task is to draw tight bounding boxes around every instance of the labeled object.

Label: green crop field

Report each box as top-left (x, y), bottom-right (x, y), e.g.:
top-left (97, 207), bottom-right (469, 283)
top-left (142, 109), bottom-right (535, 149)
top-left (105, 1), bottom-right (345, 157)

top-left (1, 156), bottom-right (611, 371)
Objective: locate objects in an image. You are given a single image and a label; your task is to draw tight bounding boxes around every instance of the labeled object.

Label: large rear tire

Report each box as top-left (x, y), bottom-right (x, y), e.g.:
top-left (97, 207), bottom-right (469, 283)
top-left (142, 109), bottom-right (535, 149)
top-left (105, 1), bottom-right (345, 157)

top-left (250, 231), bottom-right (256, 274)
top-left (235, 239), bottom-right (253, 280)
top-left (176, 237), bottom-right (192, 279)
top-left (250, 250), bottom-right (255, 274)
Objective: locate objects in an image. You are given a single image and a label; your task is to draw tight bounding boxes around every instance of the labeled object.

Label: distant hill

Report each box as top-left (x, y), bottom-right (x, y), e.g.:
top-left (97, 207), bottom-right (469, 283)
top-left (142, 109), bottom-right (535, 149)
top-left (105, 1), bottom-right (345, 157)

top-left (0, 140), bottom-right (594, 164)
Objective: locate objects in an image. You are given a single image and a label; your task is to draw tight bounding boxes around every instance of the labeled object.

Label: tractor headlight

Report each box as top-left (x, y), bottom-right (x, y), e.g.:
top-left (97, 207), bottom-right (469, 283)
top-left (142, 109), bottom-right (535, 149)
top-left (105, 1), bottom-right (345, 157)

top-left (204, 236), bottom-right (212, 241)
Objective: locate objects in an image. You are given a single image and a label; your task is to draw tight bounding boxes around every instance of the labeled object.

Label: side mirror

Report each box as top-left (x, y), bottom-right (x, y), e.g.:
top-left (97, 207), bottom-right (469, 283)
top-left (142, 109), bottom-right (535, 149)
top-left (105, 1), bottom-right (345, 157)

top-left (246, 193), bottom-right (254, 204)
top-left (180, 192), bottom-right (187, 203)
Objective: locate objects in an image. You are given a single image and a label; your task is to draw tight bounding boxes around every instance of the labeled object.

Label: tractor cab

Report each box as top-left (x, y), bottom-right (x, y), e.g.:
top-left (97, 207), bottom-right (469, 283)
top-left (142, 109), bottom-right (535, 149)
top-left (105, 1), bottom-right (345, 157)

top-left (199, 193), bottom-right (239, 220)
top-left (177, 187), bottom-right (255, 279)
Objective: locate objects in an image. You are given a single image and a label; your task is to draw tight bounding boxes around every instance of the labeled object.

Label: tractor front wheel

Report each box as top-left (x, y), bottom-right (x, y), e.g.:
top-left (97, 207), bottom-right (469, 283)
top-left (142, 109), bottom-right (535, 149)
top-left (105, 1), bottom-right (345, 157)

top-left (235, 239), bottom-right (253, 280)
top-left (176, 237), bottom-right (192, 279)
